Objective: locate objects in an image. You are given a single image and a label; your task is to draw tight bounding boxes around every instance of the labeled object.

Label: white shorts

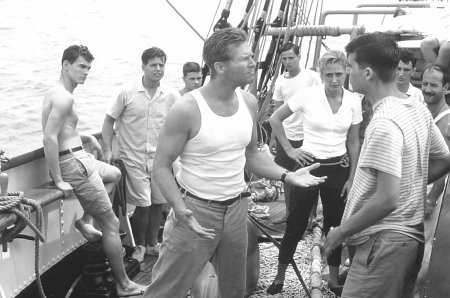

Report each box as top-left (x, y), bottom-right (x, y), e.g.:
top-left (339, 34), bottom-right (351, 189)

top-left (124, 163), bottom-right (166, 207)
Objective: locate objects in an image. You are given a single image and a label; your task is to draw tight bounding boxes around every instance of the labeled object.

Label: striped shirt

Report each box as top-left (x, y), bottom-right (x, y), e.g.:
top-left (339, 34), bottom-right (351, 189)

top-left (342, 96), bottom-right (449, 245)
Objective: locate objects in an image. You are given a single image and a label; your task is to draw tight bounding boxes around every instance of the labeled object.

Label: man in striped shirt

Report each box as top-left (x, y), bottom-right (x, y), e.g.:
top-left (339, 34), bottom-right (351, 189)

top-left (323, 33), bottom-right (450, 298)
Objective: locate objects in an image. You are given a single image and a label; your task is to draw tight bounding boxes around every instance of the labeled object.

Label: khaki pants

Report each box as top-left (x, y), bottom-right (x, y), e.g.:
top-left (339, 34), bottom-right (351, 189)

top-left (343, 231), bottom-right (424, 298)
top-left (145, 196), bottom-right (249, 298)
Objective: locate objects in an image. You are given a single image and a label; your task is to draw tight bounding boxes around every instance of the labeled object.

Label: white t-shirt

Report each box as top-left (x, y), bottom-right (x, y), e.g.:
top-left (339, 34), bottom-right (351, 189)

top-left (272, 68), bottom-right (321, 140)
top-left (406, 83), bottom-right (424, 104)
top-left (288, 85), bottom-right (362, 159)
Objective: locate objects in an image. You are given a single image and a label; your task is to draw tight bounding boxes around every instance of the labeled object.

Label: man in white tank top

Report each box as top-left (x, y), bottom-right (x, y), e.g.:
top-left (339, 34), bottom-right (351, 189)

top-left (416, 64), bottom-right (450, 297)
top-left (144, 28), bottom-right (327, 298)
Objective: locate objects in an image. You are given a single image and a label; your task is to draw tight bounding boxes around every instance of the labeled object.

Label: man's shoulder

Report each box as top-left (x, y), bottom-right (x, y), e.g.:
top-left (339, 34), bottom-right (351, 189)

top-left (45, 84), bottom-right (74, 104)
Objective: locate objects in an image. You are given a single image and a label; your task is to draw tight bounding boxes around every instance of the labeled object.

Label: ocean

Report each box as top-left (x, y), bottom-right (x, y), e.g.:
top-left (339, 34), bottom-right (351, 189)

top-left (0, 0), bottom-right (392, 157)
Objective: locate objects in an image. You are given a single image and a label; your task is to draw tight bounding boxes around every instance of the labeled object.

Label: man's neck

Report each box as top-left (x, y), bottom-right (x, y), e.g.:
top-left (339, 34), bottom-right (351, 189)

top-left (179, 87), bottom-right (190, 96)
top-left (287, 67), bottom-right (301, 78)
top-left (142, 76), bottom-right (160, 90)
top-left (203, 78), bottom-right (238, 102)
top-left (427, 99), bottom-right (448, 119)
top-left (366, 81), bottom-right (406, 107)
top-left (59, 74), bottom-right (77, 94)
top-left (396, 81), bottom-right (409, 94)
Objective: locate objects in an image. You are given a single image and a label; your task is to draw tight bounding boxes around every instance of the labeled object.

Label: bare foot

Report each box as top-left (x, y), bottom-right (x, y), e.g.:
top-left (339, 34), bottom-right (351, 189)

top-left (75, 218), bottom-right (102, 242)
top-left (117, 281), bottom-right (147, 297)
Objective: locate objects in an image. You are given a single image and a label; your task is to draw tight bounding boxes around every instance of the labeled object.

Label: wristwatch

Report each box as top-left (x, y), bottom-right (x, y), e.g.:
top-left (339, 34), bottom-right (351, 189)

top-left (281, 171), bottom-right (290, 183)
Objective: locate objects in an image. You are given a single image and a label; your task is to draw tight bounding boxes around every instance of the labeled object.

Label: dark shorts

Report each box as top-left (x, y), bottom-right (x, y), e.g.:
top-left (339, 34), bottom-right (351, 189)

top-left (274, 139), bottom-right (303, 171)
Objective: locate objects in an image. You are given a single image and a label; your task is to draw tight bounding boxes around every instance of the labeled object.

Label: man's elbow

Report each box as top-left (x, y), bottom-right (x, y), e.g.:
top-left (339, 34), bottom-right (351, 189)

top-left (381, 195), bottom-right (398, 214)
top-left (43, 135), bottom-right (57, 148)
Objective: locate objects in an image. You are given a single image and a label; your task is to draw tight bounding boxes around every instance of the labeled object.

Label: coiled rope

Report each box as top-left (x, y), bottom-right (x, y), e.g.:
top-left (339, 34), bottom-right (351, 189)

top-left (0, 191), bottom-right (46, 298)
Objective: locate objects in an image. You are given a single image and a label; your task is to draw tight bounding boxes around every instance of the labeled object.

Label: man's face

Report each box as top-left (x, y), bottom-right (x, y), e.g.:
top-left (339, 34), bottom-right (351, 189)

top-left (222, 42), bottom-right (256, 85)
top-left (66, 56), bottom-right (91, 85)
top-left (142, 57), bottom-right (165, 82)
top-left (183, 71), bottom-right (202, 91)
top-left (280, 49), bottom-right (300, 72)
top-left (396, 60), bottom-right (414, 85)
top-left (422, 69), bottom-right (447, 105)
top-left (347, 53), bottom-right (365, 94)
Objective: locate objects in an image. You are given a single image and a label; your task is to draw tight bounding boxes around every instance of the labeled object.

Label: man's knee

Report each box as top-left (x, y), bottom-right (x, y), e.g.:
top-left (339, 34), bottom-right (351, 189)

top-left (95, 210), bottom-right (120, 232)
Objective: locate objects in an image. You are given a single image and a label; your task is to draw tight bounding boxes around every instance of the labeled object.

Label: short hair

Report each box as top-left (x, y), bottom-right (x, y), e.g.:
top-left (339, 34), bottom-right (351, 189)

top-left (280, 42), bottom-right (300, 56)
top-left (318, 50), bottom-right (347, 73)
top-left (61, 45), bottom-right (94, 65)
top-left (399, 49), bottom-right (417, 68)
top-left (203, 27), bottom-right (247, 78)
top-left (182, 62), bottom-right (201, 77)
top-left (422, 64), bottom-right (450, 86)
top-left (142, 47), bottom-right (167, 65)
top-left (345, 32), bottom-right (400, 83)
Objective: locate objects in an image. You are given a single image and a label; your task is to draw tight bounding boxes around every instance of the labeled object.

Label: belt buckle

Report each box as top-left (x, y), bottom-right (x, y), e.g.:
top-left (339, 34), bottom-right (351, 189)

top-left (340, 154), bottom-right (350, 168)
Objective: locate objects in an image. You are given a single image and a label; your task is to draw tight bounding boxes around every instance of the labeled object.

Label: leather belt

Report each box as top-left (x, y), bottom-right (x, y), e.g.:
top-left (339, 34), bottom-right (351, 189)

top-left (59, 146), bottom-right (83, 157)
top-left (177, 181), bottom-right (245, 206)
top-left (315, 154), bottom-right (349, 168)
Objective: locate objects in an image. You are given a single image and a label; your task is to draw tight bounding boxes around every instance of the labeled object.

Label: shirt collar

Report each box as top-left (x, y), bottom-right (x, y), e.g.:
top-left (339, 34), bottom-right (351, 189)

top-left (137, 77), bottom-right (168, 94)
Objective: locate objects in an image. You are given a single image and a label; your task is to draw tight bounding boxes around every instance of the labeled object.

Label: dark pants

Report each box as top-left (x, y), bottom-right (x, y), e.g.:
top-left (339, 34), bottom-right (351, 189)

top-left (278, 155), bottom-right (349, 266)
top-left (274, 139), bottom-right (303, 171)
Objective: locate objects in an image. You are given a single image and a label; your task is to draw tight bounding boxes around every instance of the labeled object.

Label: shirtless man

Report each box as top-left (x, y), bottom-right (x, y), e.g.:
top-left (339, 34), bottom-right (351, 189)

top-left (42, 45), bottom-right (146, 297)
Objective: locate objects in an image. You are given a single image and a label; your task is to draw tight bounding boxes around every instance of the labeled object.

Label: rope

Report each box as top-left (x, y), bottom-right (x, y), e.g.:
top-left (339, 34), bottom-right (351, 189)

top-left (0, 191), bottom-right (46, 298)
top-left (113, 159), bottom-right (128, 217)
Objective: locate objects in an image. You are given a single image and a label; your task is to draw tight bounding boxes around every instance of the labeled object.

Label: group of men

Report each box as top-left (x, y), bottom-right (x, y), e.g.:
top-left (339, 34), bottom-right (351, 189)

top-left (42, 27), bottom-right (450, 298)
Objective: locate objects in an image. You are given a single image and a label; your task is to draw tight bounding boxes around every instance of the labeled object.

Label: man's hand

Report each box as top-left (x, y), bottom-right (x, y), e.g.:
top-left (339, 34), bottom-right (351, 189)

top-left (269, 138), bottom-right (277, 155)
top-left (102, 150), bottom-right (114, 164)
top-left (285, 163), bottom-right (327, 188)
top-left (177, 209), bottom-right (215, 239)
top-left (286, 148), bottom-right (315, 166)
top-left (341, 179), bottom-right (353, 202)
top-left (55, 180), bottom-right (73, 198)
top-left (85, 136), bottom-right (103, 160)
top-left (322, 226), bottom-right (346, 258)
top-left (424, 199), bottom-right (437, 219)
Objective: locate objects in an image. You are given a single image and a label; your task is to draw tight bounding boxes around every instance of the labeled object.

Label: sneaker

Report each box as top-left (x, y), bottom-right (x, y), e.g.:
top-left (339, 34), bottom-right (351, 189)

top-left (132, 245), bottom-right (146, 263)
top-left (146, 243), bottom-right (161, 256)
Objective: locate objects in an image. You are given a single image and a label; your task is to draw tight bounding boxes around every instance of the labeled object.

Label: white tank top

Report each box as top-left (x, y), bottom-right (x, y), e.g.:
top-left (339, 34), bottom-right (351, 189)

top-left (176, 88), bottom-right (253, 201)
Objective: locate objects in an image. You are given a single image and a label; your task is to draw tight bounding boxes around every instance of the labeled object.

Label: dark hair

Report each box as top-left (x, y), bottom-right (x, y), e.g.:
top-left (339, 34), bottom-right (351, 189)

top-left (203, 27), bottom-right (247, 78)
top-left (345, 32), bottom-right (400, 83)
top-left (399, 49), bottom-right (417, 68)
top-left (182, 62), bottom-right (201, 77)
top-left (280, 42), bottom-right (300, 55)
top-left (61, 45), bottom-right (94, 65)
top-left (142, 47), bottom-right (167, 65)
top-left (422, 64), bottom-right (450, 85)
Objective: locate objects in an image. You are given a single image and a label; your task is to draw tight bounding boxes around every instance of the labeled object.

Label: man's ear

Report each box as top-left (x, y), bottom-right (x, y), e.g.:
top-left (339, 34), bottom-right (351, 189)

top-left (364, 67), bottom-right (374, 81)
top-left (214, 61), bottom-right (226, 74)
top-left (444, 82), bottom-right (449, 93)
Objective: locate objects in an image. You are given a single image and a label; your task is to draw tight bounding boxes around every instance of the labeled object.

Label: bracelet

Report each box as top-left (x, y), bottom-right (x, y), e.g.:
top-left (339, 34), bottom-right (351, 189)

top-left (281, 170), bottom-right (290, 183)
top-left (426, 199), bottom-right (437, 206)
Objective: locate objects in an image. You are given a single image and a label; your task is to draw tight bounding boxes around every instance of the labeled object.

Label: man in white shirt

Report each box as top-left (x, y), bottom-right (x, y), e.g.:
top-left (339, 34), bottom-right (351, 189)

top-left (396, 49), bottom-right (424, 104)
top-left (269, 42), bottom-right (321, 223)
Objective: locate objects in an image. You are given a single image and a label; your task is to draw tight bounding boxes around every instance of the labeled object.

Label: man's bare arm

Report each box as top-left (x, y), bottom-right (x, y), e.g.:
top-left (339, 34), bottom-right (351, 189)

top-left (101, 115), bottom-right (117, 163)
top-left (43, 94), bottom-right (74, 196)
top-left (244, 93), bottom-right (326, 187)
top-left (153, 97), bottom-right (215, 239)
